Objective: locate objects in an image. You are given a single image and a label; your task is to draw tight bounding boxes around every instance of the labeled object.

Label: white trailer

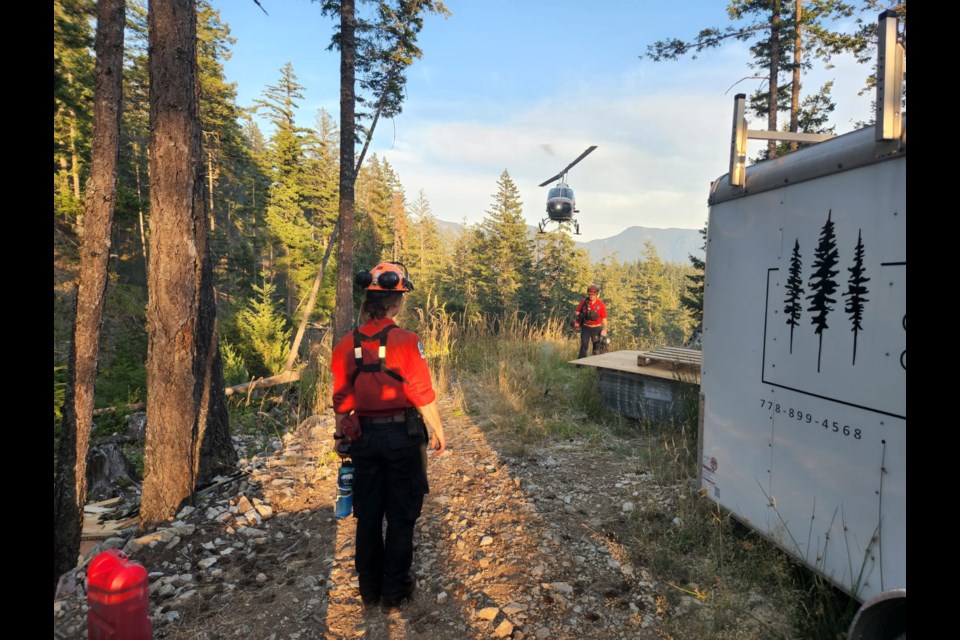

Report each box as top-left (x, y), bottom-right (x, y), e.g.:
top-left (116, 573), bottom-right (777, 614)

top-left (698, 11), bottom-right (905, 638)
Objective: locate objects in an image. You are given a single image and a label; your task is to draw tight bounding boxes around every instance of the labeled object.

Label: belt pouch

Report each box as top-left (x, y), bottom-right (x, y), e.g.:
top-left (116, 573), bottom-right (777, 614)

top-left (404, 407), bottom-right (429, 442)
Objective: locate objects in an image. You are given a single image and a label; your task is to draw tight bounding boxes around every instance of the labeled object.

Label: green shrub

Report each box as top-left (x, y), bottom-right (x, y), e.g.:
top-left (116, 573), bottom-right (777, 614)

top-left (220, 337), bottom-right (249, 386)
top-left (234, 277), bottom-right (291, 378)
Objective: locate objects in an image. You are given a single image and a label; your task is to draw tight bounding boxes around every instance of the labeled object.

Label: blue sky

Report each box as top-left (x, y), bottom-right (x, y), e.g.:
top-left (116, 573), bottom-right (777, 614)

top-left (210, 0), bottom-right (878, 241)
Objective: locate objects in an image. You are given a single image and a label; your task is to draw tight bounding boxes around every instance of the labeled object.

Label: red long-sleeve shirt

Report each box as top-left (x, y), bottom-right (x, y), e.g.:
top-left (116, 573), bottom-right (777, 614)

top-left (576, 298), bottom-right (607, 327)
top-left (331, 317), bottom-right (437, 416)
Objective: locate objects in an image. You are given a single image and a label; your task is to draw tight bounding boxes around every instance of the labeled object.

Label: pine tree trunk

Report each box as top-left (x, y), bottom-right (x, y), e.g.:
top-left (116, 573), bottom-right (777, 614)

top-left (333, 0), bottom-right (358, 346)
top-left (135, 148), bottom-right (148, 263)
top-left (767, 1), bottom-right (781, 157)
top-left (141, 0), bottom-right (235, 528)
top-left (207, 144), bottom-right (215, 231)
top-left (53, 0), bottom-right (126, 596)
top-left (70, 117), bottom-right (82, 201)
top-left (790, 0), bottom-right (802, 152)
top-left (392, 194), bottom-right (404, 262)
top-left (58, 136), bottom-right (71, 204)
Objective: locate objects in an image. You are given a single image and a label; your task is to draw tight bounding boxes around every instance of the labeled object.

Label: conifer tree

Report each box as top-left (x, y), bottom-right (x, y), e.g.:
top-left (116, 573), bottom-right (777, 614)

top-left (235, 277), bottom-right (293, 377)
top-left (390, 189), bottom-right (407, 262)
top-left (305, 109), bottom-right (341, 237)
top-left (254, 63), bottom-right (323, 317)
top-left (404, 190), bottom-right (447, 312)
top-left (237, 119), bottom-right (273, 301)
top-left (658, 261), bottom-right (694, 344)
top-left (532, 228), bottom-right (590, 324)
top-left (680, 224), bottom-right (706, 326)
top-left (289, 108), bottom-right (342, 326)
top-left (806, 210), bottom-right (839, 372)
top-left (471, 170), bottom-right (536, 320)
top-left (54, 0), bottom-right (96, 225)
top-left (591, 257), bottom-right (634, 345)
top-left (784, 238), bottom-right (805, 353)
top-left (196, 0), bottom-right (263, 294)
top-left (439, 218), bottom-right (478, 317)
top-left (633, 243), bottom-right (673, 345)
top-left (117, 1), bottom-right (151, 278)
top-left (355, 154), bottom-right (405, 268)
top-left (843, 229), bottom-right (869, 365)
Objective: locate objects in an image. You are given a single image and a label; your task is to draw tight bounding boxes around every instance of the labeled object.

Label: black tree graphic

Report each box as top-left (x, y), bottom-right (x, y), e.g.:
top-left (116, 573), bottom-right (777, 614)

top-left (783, 238), bottom-right (804, 353)
top-left (843, 229), bottom-right (870, 365)
top-left (806, 210), bottom-right (839, 372)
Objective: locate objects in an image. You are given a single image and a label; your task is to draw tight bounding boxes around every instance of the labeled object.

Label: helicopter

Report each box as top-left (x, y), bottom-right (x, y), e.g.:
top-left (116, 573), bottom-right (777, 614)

top-left (537, 145), bottom-right (597, 235)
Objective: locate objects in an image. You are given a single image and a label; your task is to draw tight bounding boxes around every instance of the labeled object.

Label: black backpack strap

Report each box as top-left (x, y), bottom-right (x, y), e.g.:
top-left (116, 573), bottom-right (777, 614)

top-left (350, 325), bottom-right (407, 384)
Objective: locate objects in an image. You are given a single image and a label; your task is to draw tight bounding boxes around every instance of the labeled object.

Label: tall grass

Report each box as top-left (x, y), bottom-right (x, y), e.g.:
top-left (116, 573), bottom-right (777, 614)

top-left (414, 294), bottom-right (457, 398)
top-left (442, 310), bottom-right (615, 448)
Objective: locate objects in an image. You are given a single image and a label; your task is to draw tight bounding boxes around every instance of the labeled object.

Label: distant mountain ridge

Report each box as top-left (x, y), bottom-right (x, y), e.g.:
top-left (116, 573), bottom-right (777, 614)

top-left (576, 226), bottom-right (704, 264)
top-left (434, 219), bottom-right (704, 265)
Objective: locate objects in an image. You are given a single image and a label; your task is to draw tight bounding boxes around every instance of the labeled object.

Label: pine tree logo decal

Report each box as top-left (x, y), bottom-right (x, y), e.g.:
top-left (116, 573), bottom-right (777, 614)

top-left (806, 210), bottom-right (839, 372)
top-left (783, 239), bottom-right (804, 353)
top-left (843, 229), bottom-right (870, 365)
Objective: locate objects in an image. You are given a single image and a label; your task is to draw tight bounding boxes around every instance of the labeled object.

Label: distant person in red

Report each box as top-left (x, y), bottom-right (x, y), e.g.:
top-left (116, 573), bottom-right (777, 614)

top-left (331, 262), bottom-right (447, 609)
top-left (573, 284), bottom-right (608, 358)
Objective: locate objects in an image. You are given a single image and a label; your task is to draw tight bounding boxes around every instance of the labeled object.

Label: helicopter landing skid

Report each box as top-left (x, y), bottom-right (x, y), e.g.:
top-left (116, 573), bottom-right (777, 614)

top-left (538, 219), bottom-right (580, 235)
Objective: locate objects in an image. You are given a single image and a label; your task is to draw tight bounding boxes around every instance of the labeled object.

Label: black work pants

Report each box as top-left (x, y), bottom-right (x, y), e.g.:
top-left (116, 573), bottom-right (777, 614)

top-left (578, 325), bottom-right (603, 358)
top-left (349, 422), bottom-right (429, 601)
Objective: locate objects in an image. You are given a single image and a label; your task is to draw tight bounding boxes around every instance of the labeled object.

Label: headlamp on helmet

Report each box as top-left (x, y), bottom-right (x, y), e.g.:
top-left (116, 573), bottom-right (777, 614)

top-left (355, 262), bottom-right (414, 292)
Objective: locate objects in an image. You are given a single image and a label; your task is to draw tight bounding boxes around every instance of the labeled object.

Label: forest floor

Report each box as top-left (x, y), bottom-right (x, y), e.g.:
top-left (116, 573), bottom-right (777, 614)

top-left (53, 395), bottom-right (793, 640)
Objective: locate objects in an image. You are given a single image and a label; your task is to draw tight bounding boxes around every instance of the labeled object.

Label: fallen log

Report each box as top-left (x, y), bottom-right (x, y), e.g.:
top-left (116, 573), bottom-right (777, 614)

top-left (91, 370), bottom-right (305, 416)
top-left (223, 369), bottom-right (302, 397)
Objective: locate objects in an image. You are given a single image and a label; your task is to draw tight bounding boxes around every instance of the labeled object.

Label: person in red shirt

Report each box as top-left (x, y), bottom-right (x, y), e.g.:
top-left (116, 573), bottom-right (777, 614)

top-left (331, 262), bottom-right (446, 609)
top-left (573, 284), bottom-right (608, 358)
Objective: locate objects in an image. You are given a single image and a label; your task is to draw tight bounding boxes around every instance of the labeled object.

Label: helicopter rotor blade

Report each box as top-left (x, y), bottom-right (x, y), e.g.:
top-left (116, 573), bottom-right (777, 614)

top-left (538, 172), bottom-right (564, 188)
top-left (538, 145), bottom-right (597, 187)
top-left (563, 145), bottom-right (598, 174)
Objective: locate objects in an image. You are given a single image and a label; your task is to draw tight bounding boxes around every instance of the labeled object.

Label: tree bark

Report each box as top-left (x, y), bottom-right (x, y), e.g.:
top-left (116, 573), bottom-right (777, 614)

top-left (53, 0), bottom-right (126, 596)
top-left (333, 0), bottom-right (358, 346)
top-left (141, 0), bottom-right (235, 529)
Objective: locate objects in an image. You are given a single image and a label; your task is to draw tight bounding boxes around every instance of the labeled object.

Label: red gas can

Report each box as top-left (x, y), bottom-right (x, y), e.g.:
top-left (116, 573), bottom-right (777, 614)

top-left (86, 549), bottom-right (152, 640)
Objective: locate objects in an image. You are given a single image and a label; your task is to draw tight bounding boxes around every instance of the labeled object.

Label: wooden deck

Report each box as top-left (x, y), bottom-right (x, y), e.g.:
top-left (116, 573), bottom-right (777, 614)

top-left (570, 348), bottom-right (701, 384)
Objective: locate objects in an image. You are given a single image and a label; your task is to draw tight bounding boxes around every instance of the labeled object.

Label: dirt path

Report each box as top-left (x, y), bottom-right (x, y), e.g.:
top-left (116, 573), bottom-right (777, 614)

top-left (54, 399), bottom-right (688, 640)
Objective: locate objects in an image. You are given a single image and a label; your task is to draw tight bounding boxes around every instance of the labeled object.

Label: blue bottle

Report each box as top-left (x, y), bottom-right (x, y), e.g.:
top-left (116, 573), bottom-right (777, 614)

top-left (335, 461), bottom-right (355, 518)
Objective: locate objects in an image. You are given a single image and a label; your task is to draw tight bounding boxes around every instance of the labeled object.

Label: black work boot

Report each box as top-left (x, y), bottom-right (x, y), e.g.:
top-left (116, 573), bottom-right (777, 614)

top-left (358, 577), bottom-right (382, 607)
top-left (381, 581), bottom-right (416, 609)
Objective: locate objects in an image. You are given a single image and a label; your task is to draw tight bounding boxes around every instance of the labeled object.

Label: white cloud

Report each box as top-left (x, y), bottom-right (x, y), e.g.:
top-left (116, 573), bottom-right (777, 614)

top-left (375, 74), bottom-right (734, 238)
top-left (371, 47), bottom-right (877, 241)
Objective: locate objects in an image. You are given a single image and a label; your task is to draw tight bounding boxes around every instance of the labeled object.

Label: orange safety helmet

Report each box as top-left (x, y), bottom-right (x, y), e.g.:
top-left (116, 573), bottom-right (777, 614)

top-left (586, 284), bottom-right (600, 294)
top-left (355, 262), bottom-right (415, 292)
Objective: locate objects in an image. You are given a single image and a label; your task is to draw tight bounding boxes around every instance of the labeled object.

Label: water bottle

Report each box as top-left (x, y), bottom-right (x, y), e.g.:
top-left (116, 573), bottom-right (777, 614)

top-left (335, 461), bottom-right (355, 518)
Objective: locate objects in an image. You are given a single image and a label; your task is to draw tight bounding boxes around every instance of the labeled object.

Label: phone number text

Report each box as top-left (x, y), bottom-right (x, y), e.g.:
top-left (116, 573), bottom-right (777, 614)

top-left (759, 399), bottom-right (862, 440)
